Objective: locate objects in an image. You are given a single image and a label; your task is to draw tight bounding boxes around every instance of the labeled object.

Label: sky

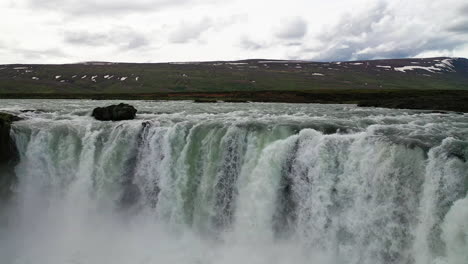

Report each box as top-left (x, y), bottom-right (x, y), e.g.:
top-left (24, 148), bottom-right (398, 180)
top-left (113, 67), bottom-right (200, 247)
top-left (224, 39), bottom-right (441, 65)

top-left (1, 0), bottom-right (468, 64)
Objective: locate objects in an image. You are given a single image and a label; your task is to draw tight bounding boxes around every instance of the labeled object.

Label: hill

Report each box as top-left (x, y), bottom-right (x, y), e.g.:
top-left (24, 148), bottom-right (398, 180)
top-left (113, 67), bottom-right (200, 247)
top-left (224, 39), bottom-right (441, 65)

top-left (1, 57), bottom-right (467, 94)
top-left (1, 57), bottom-right (468, 112)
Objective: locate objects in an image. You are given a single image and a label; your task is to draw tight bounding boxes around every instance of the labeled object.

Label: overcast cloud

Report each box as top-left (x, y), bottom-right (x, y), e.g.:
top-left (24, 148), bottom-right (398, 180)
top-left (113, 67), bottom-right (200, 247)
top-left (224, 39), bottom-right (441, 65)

top-left (0, 0), bottom-right (467, 63)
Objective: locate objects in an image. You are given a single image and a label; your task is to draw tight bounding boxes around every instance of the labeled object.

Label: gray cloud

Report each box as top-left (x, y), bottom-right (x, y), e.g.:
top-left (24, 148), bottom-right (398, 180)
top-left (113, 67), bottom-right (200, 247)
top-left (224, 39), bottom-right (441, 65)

top-left (275, 17), bottom-right (308, 39)
top-left (239, 37), bottom-right (264, 50)
top-left (2, 47), bottom-right (67, 61)
top-left (461, 3), bottom-right (468, 14)
top-left (169, 18), bottom-right (213, 43)
top-left (64, 29), bottom-right (149, 50)
top-left (25, 0), bottom-right (194, 15)
top-left (447, 20), bottom-right (468, 33)
top-left (304, 1), bottom-right (468, 61)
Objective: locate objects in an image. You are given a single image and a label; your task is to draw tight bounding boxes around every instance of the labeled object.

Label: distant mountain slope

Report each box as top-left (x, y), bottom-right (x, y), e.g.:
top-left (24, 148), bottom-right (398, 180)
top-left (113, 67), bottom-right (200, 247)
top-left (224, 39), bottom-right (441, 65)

top-left (0, 57), bottom-right (467, 94)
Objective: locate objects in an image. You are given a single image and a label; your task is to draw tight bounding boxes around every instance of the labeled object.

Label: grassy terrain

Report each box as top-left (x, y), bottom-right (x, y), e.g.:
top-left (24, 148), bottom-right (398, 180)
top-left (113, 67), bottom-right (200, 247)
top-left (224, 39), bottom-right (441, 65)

top-left (1, 57), bottom-right (467, 94)
top-left (1, 57), bottom-right (467, 112)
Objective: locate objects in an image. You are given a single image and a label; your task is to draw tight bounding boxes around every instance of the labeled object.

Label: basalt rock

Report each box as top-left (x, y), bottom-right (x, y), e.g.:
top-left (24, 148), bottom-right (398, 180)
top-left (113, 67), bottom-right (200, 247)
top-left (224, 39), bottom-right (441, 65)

top-left (92, 103), bottom-right (137, 121)
top-left (0, 112), bottom-right (20, 200)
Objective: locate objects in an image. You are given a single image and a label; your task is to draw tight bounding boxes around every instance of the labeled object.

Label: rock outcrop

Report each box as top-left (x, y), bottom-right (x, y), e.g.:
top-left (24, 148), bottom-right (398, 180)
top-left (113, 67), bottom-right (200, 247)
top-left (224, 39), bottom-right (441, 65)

top-left (92, 103), bottom-right (137, 121)
top-left (0, 112), bottom-right (20, 200)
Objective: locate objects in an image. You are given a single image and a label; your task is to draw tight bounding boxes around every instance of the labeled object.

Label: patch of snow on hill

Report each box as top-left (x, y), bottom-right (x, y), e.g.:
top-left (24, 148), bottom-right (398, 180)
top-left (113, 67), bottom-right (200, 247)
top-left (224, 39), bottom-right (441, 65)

top-left (377, 65), bottom-right (391, 69)
top-left (258, 60), bottom-right (303, 63)
top-left (55, 75), bottom-right (61, 79)
top-left (395, 59), bottom-right (457, 73)
top-left (395, 66), bottom-right (441, 73)
top-left (312, 73), bottom-right (324, 76)
top-left (170, 62), bottom-right (200, 65)
top-left (120, 77), bottom-right (127, 81)
top-left (32, 77), bottom-right (39, 80)
top-left (435, 59), bottom-right (455, 72)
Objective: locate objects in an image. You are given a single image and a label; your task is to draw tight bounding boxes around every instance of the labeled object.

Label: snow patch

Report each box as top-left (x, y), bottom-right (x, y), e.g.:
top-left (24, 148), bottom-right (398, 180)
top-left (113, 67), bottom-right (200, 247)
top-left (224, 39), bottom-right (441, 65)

top-left (91, 75), bottom-right (98, 82)
top-left (376, 65), bottom-right (391, 69)
top-left (258, 60), bottom-right (305, 64)
top-left (13, 67), bottom-right (28, 70)
top-left (169, 62), bottom-right (200, 65)
top-left (435, 59), bottom-right (455, 72)
top-left (312, 73), bottom-right (324, 76)
top-left (55, 75), bottom-right (61, 79)
top-left (349, 63), bottom-right (363, 65)
top-left (394, 66), bottom-right (441, 73)
top-left (79, 61), bottom-right (115, 66)
top-left (120, 77), bottom-right (127, 81)
top-left (32, 77), bottom-right (39, 80)
top-left (81, 75), bottom-right (87, 79)
top-left (135, 77), bottom-right (139, 81)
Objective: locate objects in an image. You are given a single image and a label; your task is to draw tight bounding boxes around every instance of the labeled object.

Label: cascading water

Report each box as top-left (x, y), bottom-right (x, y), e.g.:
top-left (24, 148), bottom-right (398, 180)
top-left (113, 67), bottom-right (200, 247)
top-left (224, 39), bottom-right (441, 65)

top-left (0, 99), bottom-right (467, 264)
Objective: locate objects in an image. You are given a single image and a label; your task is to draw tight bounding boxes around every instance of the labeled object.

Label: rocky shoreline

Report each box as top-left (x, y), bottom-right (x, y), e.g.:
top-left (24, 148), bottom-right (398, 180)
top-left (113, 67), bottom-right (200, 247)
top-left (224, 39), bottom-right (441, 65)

top-left (1, 89), bottom-right (468, 113)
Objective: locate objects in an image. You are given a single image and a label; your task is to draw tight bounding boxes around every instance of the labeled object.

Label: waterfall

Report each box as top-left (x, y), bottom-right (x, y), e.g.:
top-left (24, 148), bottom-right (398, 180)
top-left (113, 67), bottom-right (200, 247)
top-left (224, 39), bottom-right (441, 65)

top-left (0, 100), bottom-right (467, 264)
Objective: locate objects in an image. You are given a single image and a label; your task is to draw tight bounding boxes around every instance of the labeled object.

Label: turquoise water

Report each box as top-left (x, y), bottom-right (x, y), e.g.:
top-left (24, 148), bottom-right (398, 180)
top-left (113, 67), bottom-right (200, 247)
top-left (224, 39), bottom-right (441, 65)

top-left (0, 99), bottom-right (467, 264)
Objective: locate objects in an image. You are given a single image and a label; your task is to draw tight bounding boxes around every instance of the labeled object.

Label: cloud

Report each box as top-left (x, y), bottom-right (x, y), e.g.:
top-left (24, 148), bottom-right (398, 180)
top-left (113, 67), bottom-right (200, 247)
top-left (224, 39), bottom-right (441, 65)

top-left (169, 18), bottom-right (213, 43)
top-left (302, 1), bottom-right (468, 61)
top-left (64, 28), bottom-right (149, 50)
top-left (275, 17), bottom-right (308, 39)
top-left (447, 20), bottom-right (468, 33)
top-left (239, 37), bottom-right (265, 50)
top-left (461, 3), bottom-right (468, 14)
top-left (1, 47), bottom-right (67, 61)
top-left (2, 0), bottom-right (468, 63)
top-left (24, 0), bottom-right (195, 15)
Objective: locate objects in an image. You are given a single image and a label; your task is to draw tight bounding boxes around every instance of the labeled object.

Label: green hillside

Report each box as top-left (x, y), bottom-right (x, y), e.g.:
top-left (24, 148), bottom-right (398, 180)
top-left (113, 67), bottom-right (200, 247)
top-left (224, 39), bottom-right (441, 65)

top-left (1, 57), bottom-right (467, 94)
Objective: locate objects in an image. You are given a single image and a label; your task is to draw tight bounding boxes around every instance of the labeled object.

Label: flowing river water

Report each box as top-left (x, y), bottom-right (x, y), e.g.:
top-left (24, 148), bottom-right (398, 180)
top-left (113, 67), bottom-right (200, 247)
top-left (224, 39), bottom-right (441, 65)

top-left (0, 99), bottom-right (467, 264)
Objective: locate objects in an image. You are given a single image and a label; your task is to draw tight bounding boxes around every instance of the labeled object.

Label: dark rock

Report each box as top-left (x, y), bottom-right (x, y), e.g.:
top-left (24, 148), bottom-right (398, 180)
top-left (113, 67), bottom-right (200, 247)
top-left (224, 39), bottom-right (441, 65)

top-left (0, 113), bottom-right (20, 200)
top-left (92, 103), bottom-right (137, 121)
top-left (194, 99), bottom-right (218, 103)
top-left (0, 113), bottom-right (20, 163)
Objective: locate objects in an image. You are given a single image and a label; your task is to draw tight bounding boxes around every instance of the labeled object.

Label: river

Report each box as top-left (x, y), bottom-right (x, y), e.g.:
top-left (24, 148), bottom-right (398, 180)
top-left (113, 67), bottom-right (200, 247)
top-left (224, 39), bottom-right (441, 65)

top-left (0, 99), bottom-right (467, 264)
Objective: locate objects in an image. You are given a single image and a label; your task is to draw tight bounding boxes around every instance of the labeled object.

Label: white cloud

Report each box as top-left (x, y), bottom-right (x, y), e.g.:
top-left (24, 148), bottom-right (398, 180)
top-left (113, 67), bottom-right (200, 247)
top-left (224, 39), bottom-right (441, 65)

top-left (169, 18), bottom-right (213, 43)
top-left (0, 0), bottom-right (467, 63)
top-left (64, 28), bottom-right (149, 49)
top-left (275, 17), bottom-right (308, 39)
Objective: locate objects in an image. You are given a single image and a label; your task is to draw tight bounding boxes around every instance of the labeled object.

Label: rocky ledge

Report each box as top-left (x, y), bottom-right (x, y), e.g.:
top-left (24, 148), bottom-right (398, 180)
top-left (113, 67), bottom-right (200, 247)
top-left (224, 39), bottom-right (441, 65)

top-left (0, 112), bottom-right (20, 200)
